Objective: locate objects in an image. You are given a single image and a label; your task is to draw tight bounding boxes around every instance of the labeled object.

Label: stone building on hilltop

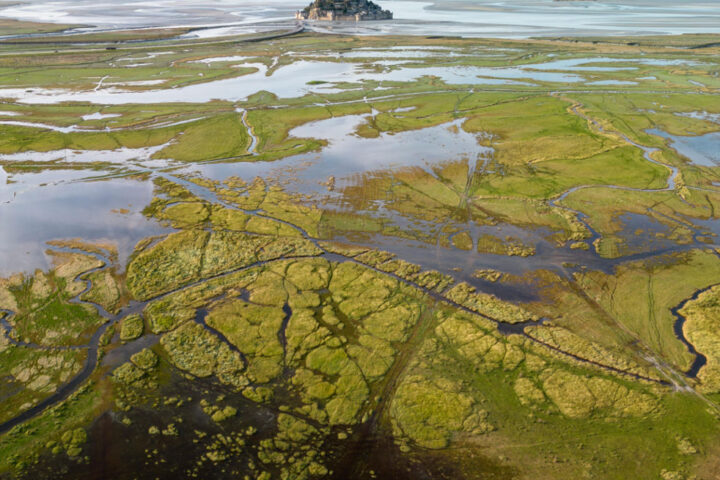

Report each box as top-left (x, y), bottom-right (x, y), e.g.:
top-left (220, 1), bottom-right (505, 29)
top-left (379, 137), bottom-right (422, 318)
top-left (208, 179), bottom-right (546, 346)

top-left (296, 0), bottom-right (393, 21)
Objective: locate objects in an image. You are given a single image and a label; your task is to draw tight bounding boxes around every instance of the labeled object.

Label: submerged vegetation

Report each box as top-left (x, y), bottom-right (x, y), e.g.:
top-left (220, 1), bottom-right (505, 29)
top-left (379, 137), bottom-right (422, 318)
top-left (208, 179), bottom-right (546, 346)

top-left (0, 21), bottom-right (719, 480)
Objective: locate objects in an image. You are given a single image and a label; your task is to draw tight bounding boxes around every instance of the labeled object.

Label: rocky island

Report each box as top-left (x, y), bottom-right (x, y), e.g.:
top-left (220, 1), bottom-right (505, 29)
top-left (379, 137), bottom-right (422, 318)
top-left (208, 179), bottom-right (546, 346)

top-left (295, 0), bottom-right (393, 21)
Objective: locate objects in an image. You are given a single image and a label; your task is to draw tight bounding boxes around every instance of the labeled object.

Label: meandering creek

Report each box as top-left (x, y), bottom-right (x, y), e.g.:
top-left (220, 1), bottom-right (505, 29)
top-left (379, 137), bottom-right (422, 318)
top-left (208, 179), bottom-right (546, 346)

top-left (0, 31), bottom-right (719, 446)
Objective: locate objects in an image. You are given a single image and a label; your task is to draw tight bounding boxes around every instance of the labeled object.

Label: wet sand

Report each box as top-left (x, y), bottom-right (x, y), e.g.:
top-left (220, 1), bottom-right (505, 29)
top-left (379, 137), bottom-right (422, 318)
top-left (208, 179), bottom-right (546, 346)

top-left (2, 0), bottom-right (720, 39)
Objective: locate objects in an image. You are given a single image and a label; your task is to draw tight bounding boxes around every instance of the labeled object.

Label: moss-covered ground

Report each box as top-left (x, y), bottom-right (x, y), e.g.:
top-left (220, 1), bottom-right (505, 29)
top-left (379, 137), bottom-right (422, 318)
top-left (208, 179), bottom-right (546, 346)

top-left (0, 24), bottom-right (719, 480)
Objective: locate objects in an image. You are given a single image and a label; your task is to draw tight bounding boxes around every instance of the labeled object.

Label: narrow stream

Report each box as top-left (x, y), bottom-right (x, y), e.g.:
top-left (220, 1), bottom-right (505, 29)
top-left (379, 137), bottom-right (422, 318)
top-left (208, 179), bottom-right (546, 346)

top-left (671, 285), bottom-right (716, 378)
top-left (193, 307), bottom-right (246, 359)
top-left (0, 247), bottom-right (146, 435)
top-left (238, 108), bottom-right (259, 155)
top-left (278, 303), bottom-right (292, 363)
top-left (547, 101), bottom-right (680, 257)
top-left (0, 101), bottom-right (715, 434)
top-left (167, 174), bottom-right (702, 386)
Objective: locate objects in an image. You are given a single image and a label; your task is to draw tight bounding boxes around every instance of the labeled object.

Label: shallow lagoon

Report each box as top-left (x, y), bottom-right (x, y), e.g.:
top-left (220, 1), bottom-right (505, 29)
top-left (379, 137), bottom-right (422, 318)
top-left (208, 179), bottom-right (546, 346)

top-left (0, 177), bottom-right (170, 275)
top-left (0, 144), bottom-right (172, 166)
top-left (647, 128), bottom-right (720, 167)
top-left (0, 59), bottom-right (574, 105)
top-left (188, 115), bottom-right (492, 197)
top-left (2, 50), bottom-right (708, 106)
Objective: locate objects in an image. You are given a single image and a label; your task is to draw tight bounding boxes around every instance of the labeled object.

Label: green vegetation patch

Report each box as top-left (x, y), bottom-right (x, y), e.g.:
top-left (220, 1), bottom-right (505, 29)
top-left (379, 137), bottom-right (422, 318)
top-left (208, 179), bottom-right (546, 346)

top-left (680, 285), bottom-right (720, 393)
top-left (119, 314), bottom-right (144, 342)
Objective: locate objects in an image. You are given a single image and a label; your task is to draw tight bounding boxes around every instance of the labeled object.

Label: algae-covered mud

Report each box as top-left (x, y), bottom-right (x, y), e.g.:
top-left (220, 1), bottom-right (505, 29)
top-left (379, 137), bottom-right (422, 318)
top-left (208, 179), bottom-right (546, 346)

top-left (0, 21), bottom-right (720, 480)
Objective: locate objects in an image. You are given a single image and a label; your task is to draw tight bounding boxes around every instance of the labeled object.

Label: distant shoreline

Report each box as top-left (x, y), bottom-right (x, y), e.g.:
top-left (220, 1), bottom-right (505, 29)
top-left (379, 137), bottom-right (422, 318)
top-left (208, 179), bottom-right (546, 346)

top-left (2, 0), bottom-right (720, 40)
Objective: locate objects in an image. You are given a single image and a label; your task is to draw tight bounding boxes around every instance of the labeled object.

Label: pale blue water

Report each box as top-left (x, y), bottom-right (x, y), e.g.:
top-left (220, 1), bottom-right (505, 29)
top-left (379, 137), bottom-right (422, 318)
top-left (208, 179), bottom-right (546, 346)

top-left (0, 177), bottom-right (171, 275)
top-left (647, 128), bottom-right (720, 167)
top-left (1, 0), bottom-right (719, 38)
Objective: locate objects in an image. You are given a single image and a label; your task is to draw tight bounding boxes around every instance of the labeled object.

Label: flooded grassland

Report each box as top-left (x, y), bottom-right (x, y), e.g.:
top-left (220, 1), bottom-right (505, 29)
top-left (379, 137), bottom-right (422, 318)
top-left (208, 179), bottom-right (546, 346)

top-left (0, 27), bottom-right (719, 480)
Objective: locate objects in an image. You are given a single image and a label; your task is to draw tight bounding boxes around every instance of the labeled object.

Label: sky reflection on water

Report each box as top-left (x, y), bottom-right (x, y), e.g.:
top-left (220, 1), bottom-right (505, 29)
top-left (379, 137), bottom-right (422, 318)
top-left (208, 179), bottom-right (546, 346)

top-left (1, 0), bottom-right (720, 38)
